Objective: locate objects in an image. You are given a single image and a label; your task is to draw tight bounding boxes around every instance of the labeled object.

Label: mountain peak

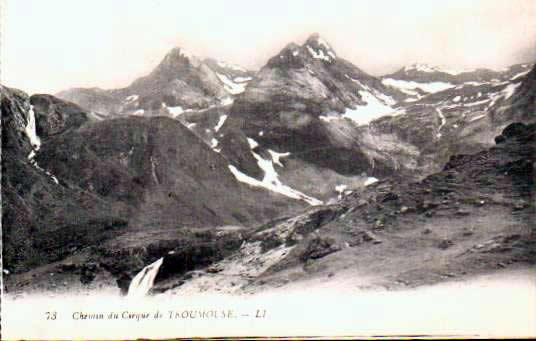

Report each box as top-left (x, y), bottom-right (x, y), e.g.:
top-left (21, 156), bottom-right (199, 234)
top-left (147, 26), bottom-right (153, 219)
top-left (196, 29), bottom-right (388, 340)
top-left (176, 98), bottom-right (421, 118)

top-left (305, 32), bottom-right (322, 41)
top-left (266, 42), bottom-right (307, 69)
top-left (304, 33), bottom-right (330, 45)
top-left (303, 33), bottom-right (337, 62)
top-left (153, 46), bottom-right (202, 74)
top-left (164, 47), bottom-right (192, 60)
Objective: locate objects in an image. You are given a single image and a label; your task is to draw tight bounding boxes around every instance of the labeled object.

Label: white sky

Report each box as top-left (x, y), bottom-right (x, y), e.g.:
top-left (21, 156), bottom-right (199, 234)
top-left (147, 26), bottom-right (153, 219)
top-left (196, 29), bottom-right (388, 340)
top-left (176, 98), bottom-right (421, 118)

top-left (2, 0), bottom-right (536, 94)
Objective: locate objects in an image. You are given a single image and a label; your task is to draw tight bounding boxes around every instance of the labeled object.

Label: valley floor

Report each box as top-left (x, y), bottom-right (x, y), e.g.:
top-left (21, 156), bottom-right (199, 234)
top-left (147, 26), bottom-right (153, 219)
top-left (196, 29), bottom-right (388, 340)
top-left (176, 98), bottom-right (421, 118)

top-left (4, 215), bottom-right (535, 299)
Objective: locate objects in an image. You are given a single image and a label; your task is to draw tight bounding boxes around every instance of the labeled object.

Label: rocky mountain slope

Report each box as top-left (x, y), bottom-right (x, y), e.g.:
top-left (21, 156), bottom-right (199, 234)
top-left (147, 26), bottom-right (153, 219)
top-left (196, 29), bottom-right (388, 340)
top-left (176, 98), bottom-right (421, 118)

top-left (56, 35), bottom-right (535, 203)
top-left (147, 121), bottom-right (535, 295)
top-left (207, 36), bottom-right (535, 202)
top-left (363, 62), bottom-right (536, 176)
top-left (56, 48), bottom-right (255, 118)
top-left (1, 85), bottom-right (307, 277)
top-left (382, 63), bottom-right (533, 102)
top-left (9, 120), bottom-right (531, 297)
top-left (209, 34), bottom-right (413, 202)
top-left (35, 114), bottom-right (307, 228)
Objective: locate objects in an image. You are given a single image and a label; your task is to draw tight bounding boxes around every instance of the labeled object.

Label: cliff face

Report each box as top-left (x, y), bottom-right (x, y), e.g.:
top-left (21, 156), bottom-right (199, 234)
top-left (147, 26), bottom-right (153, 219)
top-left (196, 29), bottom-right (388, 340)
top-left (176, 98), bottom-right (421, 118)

top-left (1, 85), bottom-right (129, 273)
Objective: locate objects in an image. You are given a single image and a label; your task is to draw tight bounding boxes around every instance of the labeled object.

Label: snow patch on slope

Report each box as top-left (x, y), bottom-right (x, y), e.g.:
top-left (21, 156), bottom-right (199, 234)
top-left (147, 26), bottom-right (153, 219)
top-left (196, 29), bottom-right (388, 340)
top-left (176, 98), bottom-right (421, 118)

top-left (502, 82), bottom-right (522, 100)
top-left (234, 76), bottom-right (252, 83)
top-left (404, 63), bottom-right (476, 75)
top-left (469, 114), bottom-right (486, 122)
top-left (340, 76), bottom-right (397, 125)
top-left (220, 97), bottom-right (234, 106)
top-left (488, 81), bottom-right (522, 108)
top-left (125, 95), bottom-right (139, 103)
top-left (89, 112), bottom-right (104, 121)
top-left (167, 106), bottom-right (184, 118)
top-left (319, 115), bottom-right (340, 122)
top-left (435, 108), bottom-right (446, 139)
top-left (364, 177), bottom-right (379, 186)
top-left (247, 137), bottom-right (259, 149)
top-left (335, 184), bottom-right (348, 199)
top-left (510, 69), bottom-right (531, 81)
top-left (382, 78), bottom-right (454, 94)
top-left (343, 91), bottom-right (394, 125)
top-left (214, 115), bottom-right (228, 132)
top-left (348, 76), bottom-right (396, 106)
top-left (229, 137), bottom-right (321, 205)
top-left (216, 73), bottom-right (247, 95)
top-left (229, 165), bottom-right (321, 206)
top-left (306, 46), bottom-right (333, 62)
top-left (268, 150), bottom-right (290, 167)
top-left (211, 138), bottom-right (221, 153)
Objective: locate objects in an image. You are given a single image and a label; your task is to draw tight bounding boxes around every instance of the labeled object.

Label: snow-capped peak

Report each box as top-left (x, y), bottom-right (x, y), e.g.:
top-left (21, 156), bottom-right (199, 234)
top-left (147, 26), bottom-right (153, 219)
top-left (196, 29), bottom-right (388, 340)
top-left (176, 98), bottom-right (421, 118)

top-left (304, 33), bottom-right (337, 62)
top-left (310, 34), bottom-right (334, 52)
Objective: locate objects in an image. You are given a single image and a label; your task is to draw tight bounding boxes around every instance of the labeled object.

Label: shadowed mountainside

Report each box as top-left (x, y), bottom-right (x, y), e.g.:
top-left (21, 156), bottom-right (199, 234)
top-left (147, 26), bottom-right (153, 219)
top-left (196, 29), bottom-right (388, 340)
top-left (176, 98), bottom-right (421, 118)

top-left (1, 85), bottom-right (306, 275)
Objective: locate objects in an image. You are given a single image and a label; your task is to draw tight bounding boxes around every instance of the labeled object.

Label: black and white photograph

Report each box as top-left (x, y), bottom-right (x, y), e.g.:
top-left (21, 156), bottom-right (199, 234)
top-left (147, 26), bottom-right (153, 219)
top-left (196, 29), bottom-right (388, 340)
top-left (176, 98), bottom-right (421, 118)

top-left (1, 0), bottom-right (535, 338)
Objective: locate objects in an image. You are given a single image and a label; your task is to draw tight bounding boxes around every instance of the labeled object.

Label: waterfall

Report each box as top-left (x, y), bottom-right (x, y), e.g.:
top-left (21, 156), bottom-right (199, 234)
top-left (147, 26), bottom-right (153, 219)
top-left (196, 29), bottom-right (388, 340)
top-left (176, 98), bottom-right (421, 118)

top-left (24, 105), bottom-right (41, 153)
top-left (24, 105), bottom-right (59, 184)
top-left (127, 257), bottom-right (164, 298)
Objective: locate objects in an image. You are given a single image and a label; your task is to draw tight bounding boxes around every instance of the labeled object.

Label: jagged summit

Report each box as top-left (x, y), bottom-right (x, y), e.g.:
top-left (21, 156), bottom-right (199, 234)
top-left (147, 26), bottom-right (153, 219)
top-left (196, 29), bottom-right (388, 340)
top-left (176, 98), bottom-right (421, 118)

top-left (266, 42), bottom-right (308, 69)
top-left (304, 33), bottom-right (333, 48)
top-left (149, 47), bottom-right (202, 77)
top-left (266, 34), bottom-right (338, 68)
top-left (303, 33), bottom-right (337, 61)
top-left (163, 46), bottom-right (193, 60)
